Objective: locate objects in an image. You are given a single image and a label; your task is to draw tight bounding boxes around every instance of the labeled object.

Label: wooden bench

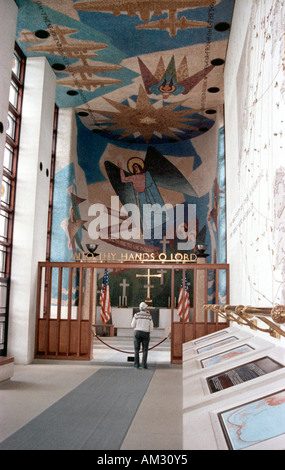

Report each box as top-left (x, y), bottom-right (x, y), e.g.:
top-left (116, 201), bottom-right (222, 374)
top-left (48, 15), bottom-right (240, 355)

top-left (0, 356), bottom-right (14, 382)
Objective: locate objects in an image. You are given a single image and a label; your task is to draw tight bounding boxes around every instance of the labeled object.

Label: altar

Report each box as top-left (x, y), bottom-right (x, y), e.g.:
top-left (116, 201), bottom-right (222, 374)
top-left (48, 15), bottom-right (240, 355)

top-left (96, 306), bottom-right (173, 338)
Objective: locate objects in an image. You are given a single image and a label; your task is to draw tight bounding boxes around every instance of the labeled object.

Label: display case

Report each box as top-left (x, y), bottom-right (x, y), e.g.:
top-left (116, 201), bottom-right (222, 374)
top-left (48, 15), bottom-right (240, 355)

top-left (183, 374), bottom-right (285, 450)
top-left (183, 345), bottom-right (285, 410)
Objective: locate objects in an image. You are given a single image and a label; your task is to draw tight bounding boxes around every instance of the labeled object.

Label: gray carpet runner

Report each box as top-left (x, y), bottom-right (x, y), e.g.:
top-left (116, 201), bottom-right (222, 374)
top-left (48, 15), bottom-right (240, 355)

top-left (0, 367), bottom-right (154, 450)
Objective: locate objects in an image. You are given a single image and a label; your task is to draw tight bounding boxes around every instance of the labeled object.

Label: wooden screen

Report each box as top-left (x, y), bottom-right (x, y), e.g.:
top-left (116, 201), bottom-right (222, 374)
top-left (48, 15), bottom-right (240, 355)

top-left (35, 261), bottom-right (229, 362)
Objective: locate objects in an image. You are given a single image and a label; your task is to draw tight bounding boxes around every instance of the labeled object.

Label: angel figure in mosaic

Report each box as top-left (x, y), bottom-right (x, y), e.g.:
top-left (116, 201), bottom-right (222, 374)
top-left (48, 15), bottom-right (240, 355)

top-left (105, 146), bottom-right (197, 237)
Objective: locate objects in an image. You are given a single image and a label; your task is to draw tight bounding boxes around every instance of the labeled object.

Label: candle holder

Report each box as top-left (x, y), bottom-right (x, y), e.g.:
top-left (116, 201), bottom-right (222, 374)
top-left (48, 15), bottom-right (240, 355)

top-left (195, 244), bottom-right (209, 258)
top-left (86, 244), bottom-right (99, 256)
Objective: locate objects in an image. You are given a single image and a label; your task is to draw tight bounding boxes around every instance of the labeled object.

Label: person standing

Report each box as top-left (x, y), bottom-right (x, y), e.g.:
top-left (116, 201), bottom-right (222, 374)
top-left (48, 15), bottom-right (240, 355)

top-left (131, 302), bottom-right (153, 369)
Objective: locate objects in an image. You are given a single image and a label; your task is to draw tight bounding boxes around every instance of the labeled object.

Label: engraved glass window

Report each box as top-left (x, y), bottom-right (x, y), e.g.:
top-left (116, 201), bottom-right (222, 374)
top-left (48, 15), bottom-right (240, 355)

top-left (0, 210), bottom-right (9, 244)
top-left (6, 111), bottom-right (17, 141)
top-left (1, 175), bottom-right (12, 208)
top-left (3, 143), bottom-right (14, 174)
top-left (9, 81), bottom-right (19, 110)
top-left (12, 51), bottom-right (21, 79)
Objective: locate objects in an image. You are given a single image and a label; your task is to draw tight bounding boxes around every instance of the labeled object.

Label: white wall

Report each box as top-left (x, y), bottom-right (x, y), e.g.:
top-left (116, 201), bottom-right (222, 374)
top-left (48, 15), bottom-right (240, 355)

top-left (8, 57), bottom-right (56, 364)
top-left (224, 0), bottom-right (285, 307)
top-left (0, 0), bottom-right (18, 185)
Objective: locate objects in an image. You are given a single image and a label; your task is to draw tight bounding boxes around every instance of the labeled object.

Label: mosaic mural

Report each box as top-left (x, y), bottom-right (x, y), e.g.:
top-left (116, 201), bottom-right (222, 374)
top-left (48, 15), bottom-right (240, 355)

top-left (15, 0), bottom-right (234, 306)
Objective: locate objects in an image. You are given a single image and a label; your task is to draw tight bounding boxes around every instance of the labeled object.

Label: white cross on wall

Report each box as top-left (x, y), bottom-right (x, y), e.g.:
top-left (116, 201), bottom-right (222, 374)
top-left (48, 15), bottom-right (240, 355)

top-left (120, 278), bottom-right (130, 297)
top-left (157, 269), bottom-right (167, 285)
top-left (160, 236), bottom-right (169, 253)
top-left (119, 278), bottom-right (130, 307)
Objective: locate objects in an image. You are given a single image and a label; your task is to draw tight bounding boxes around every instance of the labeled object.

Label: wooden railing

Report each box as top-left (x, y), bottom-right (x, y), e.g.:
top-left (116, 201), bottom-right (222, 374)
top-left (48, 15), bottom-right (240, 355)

top-left (35, 263), bottom-right (96, 360)
top-left (35, 261), bottom-right (230, 362)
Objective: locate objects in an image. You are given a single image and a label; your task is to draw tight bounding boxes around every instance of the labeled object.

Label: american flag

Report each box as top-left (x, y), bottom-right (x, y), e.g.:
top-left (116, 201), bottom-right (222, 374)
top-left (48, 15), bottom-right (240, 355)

top-left (99, 268), bottom-right (111, 323)
top-left (177, 273), bottom-right (190, 322)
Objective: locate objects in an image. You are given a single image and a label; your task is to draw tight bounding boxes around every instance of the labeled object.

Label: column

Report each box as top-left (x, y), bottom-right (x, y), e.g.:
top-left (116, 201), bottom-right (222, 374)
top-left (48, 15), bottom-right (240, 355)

top-left (8, 57), bottom-right (56, 364)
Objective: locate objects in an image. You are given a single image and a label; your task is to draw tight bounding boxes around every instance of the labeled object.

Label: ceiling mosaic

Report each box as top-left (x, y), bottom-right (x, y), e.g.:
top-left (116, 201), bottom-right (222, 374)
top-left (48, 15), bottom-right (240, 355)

top-left (15, 0), bottom-right (235, 145)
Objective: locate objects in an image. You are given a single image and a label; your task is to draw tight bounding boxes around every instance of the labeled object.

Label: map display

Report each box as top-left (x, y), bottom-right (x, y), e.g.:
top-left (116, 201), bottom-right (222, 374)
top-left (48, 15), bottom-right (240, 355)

top-left (197, 336), bottom-right (238, 354)
top-left (219, 390), bottom-right (285, 449)
top-left (194, 331), bottom-right (228, 345)
top-left (201, 345), bottom-right (254, 368)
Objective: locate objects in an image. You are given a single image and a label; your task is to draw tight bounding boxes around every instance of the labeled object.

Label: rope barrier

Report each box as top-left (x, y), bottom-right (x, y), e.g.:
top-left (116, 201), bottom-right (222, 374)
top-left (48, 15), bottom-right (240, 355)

top-left (93, 332), bottom-right (170, 355)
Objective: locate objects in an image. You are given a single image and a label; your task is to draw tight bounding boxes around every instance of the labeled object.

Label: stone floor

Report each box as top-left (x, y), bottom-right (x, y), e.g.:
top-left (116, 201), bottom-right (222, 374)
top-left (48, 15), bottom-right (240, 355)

top-left (0, 335), bottom-right (183, 450)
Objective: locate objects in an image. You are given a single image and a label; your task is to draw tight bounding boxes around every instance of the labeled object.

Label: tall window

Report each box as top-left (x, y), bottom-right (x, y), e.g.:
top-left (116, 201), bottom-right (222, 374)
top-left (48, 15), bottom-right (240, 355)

top-left (0, 45), bottom-right (25, 356)
top-left (46, 105), bottom-right (58, 262)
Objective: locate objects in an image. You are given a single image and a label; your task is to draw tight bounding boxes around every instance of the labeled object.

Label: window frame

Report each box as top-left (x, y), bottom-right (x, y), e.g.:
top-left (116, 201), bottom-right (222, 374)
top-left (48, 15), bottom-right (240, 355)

top-left (0, 44), bottom-right (26, 355)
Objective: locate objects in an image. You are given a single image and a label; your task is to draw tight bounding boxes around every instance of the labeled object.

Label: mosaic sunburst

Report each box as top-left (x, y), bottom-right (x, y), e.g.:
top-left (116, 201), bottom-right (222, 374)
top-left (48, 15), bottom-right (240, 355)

top-left (92, 85), bottom-right (201, 143)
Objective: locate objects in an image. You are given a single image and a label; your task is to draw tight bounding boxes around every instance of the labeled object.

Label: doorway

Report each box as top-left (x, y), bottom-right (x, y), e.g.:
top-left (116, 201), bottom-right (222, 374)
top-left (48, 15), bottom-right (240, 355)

top-left (92, 266), bottom-right (172, 366)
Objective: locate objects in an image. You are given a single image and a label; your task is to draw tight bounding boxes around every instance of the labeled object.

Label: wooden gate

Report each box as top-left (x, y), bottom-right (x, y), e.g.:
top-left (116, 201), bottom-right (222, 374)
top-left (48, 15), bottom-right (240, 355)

top-left (170, 264), bottom-right (230, 363)
top-left (35, 262), bottom-right (229, 362)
